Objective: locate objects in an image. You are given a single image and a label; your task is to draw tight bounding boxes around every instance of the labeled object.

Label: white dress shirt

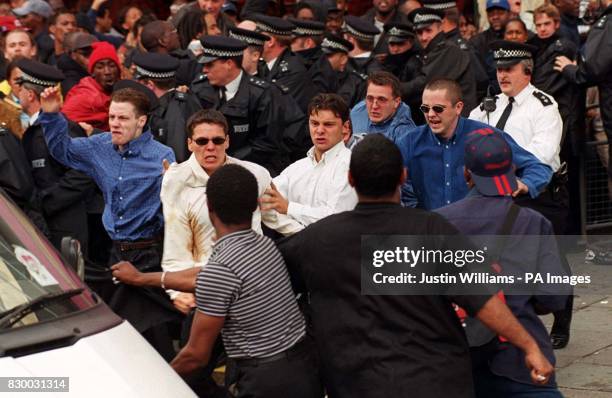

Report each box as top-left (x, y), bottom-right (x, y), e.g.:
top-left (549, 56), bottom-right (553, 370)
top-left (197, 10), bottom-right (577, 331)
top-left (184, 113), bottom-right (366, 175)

top-left (160, 154), bottom-right (301, 299)
top-left (353, 51), bottom-right (372, 59)
top-left (266, 57), bottom-right (278, 72)
top-left (273, 141), bottom-right (358, 229)
top-left (469, 83), bottom-right (562, 171)
top-left (224, 71), bottom-right (242, 102)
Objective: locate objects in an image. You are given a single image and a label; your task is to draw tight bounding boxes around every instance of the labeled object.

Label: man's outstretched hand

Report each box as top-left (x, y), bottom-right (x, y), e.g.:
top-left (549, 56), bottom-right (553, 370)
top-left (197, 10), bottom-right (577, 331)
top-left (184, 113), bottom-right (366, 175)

top-left (40, 86), bottom-right (62, 114)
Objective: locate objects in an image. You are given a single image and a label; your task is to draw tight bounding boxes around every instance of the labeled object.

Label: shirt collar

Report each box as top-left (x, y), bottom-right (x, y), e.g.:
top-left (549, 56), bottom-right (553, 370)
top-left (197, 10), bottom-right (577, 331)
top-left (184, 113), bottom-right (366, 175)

top-left (28, 111), bottom-right (40, 126)
top-left (428, 117), bottom-right (463, 145)
top-left (214, 229), bottom-right (255, 247)
top-left (354, 51), bottom-right (372, 58)
top-left (267, 57), bottom-right (278, 71)
top-left (188, 153), bottom-right (236, 183)
top-left (225, 71), bottom-right (243, 99)
top-left (115, 130), bottom-right (153, 155)
top-left (505, 83), bottom-right (533, 107)
top-left (306, 140), bottom-right (345, 164)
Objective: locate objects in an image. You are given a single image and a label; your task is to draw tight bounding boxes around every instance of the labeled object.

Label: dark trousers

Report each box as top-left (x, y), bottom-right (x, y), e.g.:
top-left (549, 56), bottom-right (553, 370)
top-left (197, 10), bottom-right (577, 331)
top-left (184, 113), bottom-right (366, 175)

top-left (226, 337), bottom-right (323, 398)
top-left (474, 365), bottom-right (562, 398)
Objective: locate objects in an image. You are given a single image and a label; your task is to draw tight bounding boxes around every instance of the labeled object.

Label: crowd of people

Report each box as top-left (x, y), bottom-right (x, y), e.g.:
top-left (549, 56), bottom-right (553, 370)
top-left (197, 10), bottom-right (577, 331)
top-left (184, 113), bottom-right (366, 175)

top-left (0, 0), bottom-right (611, 396)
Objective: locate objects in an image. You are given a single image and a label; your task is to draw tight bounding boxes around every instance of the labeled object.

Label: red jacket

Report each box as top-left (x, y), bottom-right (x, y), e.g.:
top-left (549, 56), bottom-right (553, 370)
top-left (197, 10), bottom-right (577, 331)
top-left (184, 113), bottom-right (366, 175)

top-left (61, 76), bottom-right (110, 131)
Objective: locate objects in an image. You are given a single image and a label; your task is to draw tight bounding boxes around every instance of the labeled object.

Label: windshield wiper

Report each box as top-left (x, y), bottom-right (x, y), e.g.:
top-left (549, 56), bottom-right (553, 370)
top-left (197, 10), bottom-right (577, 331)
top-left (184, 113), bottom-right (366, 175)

top-left (0, 288), bottom-right (85, 329)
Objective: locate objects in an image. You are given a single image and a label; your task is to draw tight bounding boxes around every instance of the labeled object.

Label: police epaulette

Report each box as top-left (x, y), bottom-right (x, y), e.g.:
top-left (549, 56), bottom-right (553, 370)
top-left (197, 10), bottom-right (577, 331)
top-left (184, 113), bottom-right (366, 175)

top-left (352, 71), bottom-right (367, 80)
top-left (533, 91), bottom-right (553, 106)
top-left (595, 14), bottom-right (607, 29)
top-left (249, 77), bottom-right (269, 88)
top-left (192, 74), bottom-right (208, 84)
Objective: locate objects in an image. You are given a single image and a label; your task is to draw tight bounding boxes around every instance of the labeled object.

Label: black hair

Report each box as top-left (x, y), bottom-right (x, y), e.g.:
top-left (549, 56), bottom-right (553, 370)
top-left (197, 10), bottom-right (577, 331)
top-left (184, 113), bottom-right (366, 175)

top-left (308, 93), bottom-right (350, 123)
top-left (177, 9), bottom-right (205, 49)
top-left (207, 164), bottom-right (259, 225)
top-left (186, 109), bottom-right (229, 138)
top-left (350, 134), bottom-right (403, 197)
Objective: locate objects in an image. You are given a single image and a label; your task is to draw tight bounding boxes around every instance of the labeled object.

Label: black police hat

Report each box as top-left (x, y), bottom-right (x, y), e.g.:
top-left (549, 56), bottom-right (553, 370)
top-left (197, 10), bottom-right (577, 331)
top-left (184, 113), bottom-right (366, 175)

top-left (132, 52), bottom-right (180, 80)
top-left (422, 0), bottom-right (457, 10)
top-left (489, 40), bottom-right (537, 67)
top-left (228, 27), bottom-right (270, 47)
top-left (198, 36), bottom-right (247, 64)
top-left (407, 7), bottom-right (445, 30)
top-left (16, 59), bottom-right (64, 87)
top-left (343, 15), bottom-right (380, 41)
top-left (321, 33), bottom-right (354, 54)
top-left (254, 15), bottom-right (295, 37)
top-left (384, 23), bottom-right (415, 43)
top-left (288, 18), bottom-right (325, 37)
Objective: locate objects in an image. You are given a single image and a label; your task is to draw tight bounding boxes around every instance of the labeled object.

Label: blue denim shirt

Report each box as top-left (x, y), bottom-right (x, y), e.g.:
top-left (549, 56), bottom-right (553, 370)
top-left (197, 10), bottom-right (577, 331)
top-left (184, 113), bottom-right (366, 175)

top-left (397, 117), bottom-right (552, 210)
top-left (349, 100), bottom-right (416, 144)
top-left (39, 112), bottom-right (175, 241)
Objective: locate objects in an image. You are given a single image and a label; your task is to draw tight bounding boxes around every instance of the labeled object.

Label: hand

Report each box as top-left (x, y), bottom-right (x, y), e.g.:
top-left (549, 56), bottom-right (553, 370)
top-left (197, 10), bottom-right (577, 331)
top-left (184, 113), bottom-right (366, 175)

top-left (162, 159), bottom-right (171, 174)
top-left (91, 0), bottom-right (108, 10)
top-left (259, 182), bottom-right (289, 214)
top-left (173, 292), bottom-right (196, 314)
top-left (512, 179), bottom-right (529, 197)
top-left (176, 85), bottom-right (189, 93)
top-left (40, 86), bottom-right (62, 113)
top-left (554, 56), bottom-right (576, 72)
top-left (78, 122), bottom-right (94, 136)
top-left (524, 349), bottom-right (554, 384)
top-left (111, 261), bottom-right (144, 286)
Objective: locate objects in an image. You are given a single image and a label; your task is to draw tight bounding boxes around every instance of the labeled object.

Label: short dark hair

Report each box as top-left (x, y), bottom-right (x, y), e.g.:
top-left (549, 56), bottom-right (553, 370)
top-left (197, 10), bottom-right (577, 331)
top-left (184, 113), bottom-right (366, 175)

top-left (186, 109), bottom-right (229, 138)
top-left (424, 78), bottom-right (463, 104)
top-left (110, 88), bottom-right (151, 116)
top-left (207, 164), bottom-right (259, 225)
top-left (504, 17), bottom-right (527, 33)
top-left (367, 71), bottom-right (401, 98)
top-left (350, 134), bottom-right (403, 197)
top-left (354, 36), bottom-right (374, 52)
top-left (49, 8), bottom-right (75, 26)
top-left (308, 93), bottom-right (350, 123)
top-left (141, 77), bottom-right (176, 91)
top-left (444, 7), bottom-right (460, 26)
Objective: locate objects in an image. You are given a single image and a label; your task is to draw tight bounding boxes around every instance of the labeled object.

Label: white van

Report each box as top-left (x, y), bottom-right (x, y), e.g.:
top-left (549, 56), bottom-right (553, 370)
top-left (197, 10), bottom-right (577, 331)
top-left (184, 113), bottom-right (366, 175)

top-left (0, 191), bottom-right (196, 397)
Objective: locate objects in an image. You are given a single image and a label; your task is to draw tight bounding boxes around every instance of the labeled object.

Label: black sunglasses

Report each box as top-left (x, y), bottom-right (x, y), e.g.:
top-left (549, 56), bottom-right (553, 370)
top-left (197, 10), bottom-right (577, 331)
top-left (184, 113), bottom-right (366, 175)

top-left (193, 137), bottom-right (226, 146)
top-left (420, 104), bottom-right (446, 114)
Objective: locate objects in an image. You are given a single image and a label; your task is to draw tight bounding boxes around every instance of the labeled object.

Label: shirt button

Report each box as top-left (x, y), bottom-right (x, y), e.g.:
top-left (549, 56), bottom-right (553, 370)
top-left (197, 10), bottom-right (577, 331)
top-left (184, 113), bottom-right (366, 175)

top-left (119, 196), bottom-right (123, 200)
top-left (446, 182), bottom-right (450, 186)
top-left (119, 216), bottom-right (123, 220)
top-left (445, 145), bottom-right (449, 149)
top-left (122, 157), bottom-right (126, 160)
top-left (445, 163), bottom-right (449, 167)
top-left (118, 176), bottom-right (122, 180)
top-left (447, 200), bottom-right (451, 204)
top-left (128, 151), bottom-right (132, 154)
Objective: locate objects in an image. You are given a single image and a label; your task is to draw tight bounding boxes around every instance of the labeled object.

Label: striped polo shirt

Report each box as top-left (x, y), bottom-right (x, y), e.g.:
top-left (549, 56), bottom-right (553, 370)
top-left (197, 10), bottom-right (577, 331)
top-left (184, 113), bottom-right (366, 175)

top-left (195, 229), bottom-right (305, 358)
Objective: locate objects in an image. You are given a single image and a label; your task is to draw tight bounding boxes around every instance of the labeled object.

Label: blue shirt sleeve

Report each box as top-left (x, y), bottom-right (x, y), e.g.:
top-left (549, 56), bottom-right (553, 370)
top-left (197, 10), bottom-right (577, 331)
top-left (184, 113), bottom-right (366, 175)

top-left (502, 131), bottom-right (553, 198)
top-left (38, 112), bottom-right (99, 177)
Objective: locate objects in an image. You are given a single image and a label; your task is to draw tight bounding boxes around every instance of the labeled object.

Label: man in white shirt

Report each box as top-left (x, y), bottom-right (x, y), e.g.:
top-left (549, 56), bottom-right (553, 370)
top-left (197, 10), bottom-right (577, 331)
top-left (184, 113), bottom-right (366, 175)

top-left (260, 93), bottom-right (358, 229)
top-left (161, 109), bottom-right (301, 314)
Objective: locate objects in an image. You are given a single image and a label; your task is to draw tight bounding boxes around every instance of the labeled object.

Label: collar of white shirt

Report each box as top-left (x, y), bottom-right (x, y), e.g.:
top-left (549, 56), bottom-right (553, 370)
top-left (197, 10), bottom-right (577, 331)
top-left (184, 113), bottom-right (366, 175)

top-left (502, 83), bottom-right (534, 107)
top-left (224, 70), bottom-right (243, 102)
top-left (306, 140), bottom-right (346, 164)
top-left (28, 111), bottom-right (40, 126)
top-left (187, 153), bottom-right (238, 184)
top-left (267, 57), bottom-right (278, 71)
top-left (353, 51), bottom-right (372, 59)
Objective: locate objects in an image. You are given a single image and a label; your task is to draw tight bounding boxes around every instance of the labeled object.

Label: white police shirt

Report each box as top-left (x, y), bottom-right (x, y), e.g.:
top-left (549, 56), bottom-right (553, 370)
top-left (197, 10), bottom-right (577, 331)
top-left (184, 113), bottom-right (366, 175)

top-left (470, 83), bottom-right (562, 172)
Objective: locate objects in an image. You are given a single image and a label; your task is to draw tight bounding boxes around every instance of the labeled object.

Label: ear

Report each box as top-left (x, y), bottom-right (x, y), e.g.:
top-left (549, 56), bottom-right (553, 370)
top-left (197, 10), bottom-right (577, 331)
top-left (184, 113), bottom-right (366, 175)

top-left (187, 137), bottom-right (195, 152)
top-left (400, 167), bottom-right (407, 185)
top-left (455, 100), bottom-right (464, 116)
top-left (137, 114), bottom-right (147, 129)
top-left (342, 119), bottom-right (351, 142)
top-left (49, 24), bottom-right (57, 36)
top-left (223, 134), bottom-right (230, 150)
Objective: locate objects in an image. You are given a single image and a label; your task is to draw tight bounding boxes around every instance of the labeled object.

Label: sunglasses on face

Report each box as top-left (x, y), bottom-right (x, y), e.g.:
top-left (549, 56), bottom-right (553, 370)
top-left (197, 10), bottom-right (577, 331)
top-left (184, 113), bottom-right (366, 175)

top-left (419, 104), bottom-right (447, 114)
top-left (193, 136), bottom-right (226, 146)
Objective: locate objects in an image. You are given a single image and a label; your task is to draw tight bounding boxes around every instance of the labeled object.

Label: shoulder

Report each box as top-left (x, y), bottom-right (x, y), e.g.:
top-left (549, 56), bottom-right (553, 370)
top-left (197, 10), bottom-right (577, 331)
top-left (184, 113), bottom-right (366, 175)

top-left (350, 100), bottom-right (367, 115)
top-left (231, 157), bottom-right (272, 187)
top-left (594, 11), bottom-right (609, 29)
top-left (161, 161), bottom-right (191, 200)
top-left (531, 89), bottom-right (555, 107)
top-left (247, 75), bottom-right (270, 89)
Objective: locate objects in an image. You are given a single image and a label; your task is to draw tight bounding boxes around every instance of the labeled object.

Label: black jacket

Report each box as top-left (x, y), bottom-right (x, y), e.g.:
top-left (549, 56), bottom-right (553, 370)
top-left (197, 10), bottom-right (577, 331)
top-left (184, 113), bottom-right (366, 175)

top-left (295, 46), bottom-right (324, 71)
top-left (56, 54), bottom-right (89, 97)
top-left (191, 72), bottom-right (308, 175)
top-left (401, 33), bottom-right (477, 116)
top-left (531, 34), bottom-right (584, 153)
top-left (21, 120), bottom-right (94, 250)
top-left (149, 89), bottom-right (202, 163)
top-left (361, 8), bottom-right (408, 55)
top-left (309, 55), bottom-right (340, 95)
top-left (347, 55), bottom-right (384, 76)
top-left (337, 68), bottom-right (368, 109)
top-left (447, 28), bottom-right (489, 102)
top-left (561, 6), bottom-right (612, 141)
top-left (258, 48), bottom-right (317, 113)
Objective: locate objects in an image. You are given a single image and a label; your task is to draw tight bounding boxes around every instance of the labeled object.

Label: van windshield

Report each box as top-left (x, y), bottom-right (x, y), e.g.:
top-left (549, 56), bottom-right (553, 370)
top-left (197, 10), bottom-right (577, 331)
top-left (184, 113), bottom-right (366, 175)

top-left (0, 193), bottom-right (96, 329)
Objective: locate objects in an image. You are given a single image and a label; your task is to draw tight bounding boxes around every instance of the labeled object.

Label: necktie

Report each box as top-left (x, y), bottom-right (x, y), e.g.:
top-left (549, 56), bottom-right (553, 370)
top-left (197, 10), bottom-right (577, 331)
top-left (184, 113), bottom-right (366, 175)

top-left (219, 86), bottom-right (227, 106)
top-left (495, 97), bottom-right (514, 131)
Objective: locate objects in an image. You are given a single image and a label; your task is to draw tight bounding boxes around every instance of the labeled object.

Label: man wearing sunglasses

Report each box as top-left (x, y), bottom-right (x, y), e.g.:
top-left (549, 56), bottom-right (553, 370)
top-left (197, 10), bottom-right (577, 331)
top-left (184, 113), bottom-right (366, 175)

top-left (397, 78), bottom-right (552, 210)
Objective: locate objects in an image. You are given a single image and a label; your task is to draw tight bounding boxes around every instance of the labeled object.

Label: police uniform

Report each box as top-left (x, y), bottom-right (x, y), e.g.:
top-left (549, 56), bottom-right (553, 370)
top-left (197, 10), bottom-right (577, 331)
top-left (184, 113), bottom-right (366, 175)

top-left (382, 23), bottom-right (424, 124)
top-left (361, 5), bottom-right (409, 55)
top-left (469, 41), bottom-right (567, 230)
top-left (17, 59), bottom-right (93, 251)
top-left (133, 52), bottom-right (202, 163)
top-left (343, 16), bottom-right (385, 76)
top-left (191, 36), bottom-right (308, 175)
top-left (402, 8), bottom-right (478, 115)
top-left (308, 34), bottom-right (352, 95)
top-left (289, 18), bottom-right (325, 71)
top-left (254, 15), bottom-right (317, 113)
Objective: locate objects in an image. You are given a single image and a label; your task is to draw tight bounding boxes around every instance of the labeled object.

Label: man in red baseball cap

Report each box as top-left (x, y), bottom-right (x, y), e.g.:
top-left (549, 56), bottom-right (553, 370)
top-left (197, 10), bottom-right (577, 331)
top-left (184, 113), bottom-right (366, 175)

top-left (61, 41), bottom-right (120, 130)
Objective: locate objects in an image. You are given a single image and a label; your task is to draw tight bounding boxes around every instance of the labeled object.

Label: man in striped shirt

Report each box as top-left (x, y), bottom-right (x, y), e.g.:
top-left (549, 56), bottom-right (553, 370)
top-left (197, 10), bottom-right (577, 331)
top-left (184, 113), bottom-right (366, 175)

top-left (112, 164), bottom-right (323, 398)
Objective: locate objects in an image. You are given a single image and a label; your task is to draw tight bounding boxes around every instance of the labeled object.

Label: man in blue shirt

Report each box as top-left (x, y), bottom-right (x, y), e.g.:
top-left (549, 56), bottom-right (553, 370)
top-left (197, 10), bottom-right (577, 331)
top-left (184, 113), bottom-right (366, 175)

top-left (349, 70), bottom-right (416, 147)
top-left (397, 78), bottom-right (552, 210)
top-left (38, 85), bottom-right (179, 360)
top-left (436, 129), bottom-right (566, 397)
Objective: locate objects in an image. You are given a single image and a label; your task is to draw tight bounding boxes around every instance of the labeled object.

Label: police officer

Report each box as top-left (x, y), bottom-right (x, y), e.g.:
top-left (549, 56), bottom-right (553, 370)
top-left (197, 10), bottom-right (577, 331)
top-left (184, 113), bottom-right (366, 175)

top-left (191, 36), bottom-right (308, 175)
top-left (402, 7), bottom-right (478, 115)
top-left (17, 59), bottom-right (93, 250)
top-left (289, 18), bottom-right (325, 71)
top-left (133, 52), bottom-right (202, 163)
top-left (228, 26), bottom-right (270, 76)
top-left (254, 15), bottom-right (317, 113)
top-left (343, 16), bottom-right (385, 76)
